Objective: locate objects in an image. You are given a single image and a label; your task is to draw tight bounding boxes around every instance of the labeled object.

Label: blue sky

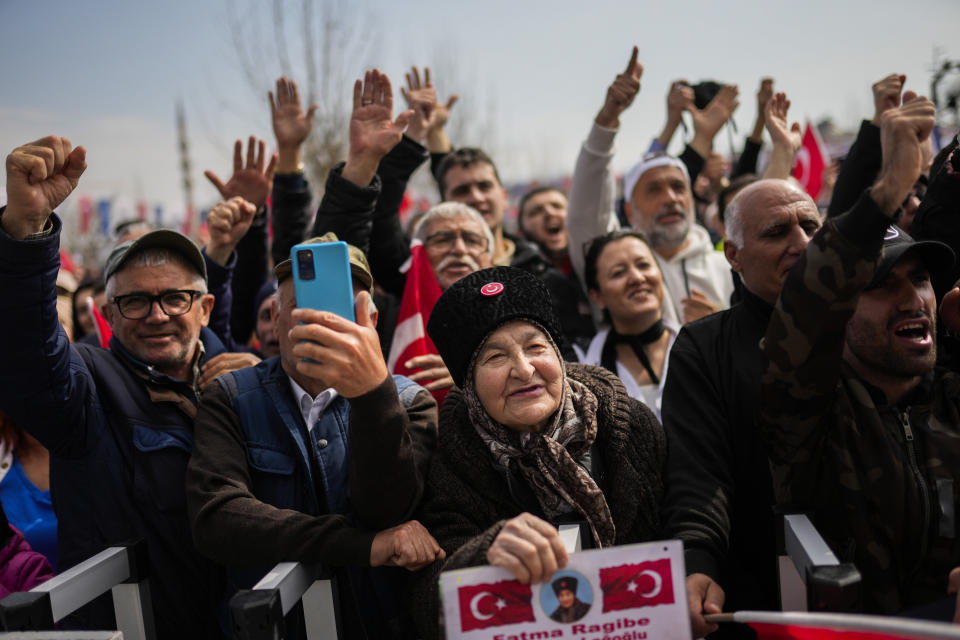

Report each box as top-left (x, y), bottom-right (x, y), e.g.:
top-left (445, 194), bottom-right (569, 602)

top-left (2, 0), bottom-right (959, 228)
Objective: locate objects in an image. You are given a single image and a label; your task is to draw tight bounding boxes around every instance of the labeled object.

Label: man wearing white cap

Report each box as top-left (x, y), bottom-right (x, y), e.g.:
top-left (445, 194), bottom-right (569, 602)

top-left (568, 47), bottom-right (738, 326)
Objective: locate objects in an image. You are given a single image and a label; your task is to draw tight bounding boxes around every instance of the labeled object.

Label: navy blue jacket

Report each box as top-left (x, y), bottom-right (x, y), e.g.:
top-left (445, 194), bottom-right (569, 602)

top-left (0, 211), bottom-right (226, 638)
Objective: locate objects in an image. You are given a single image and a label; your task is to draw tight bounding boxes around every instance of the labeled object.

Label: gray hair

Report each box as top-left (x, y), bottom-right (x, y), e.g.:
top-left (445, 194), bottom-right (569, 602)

top-left (724, 179), bottom-right (812, 249)
top-left (105, 248), bottom-right (207, 300)
top-left (411, 202), bottom-right (495, 257)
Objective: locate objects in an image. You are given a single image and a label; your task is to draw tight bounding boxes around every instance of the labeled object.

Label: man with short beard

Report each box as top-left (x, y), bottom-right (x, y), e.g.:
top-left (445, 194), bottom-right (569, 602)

top-left (568, 47), bottom-right (738, 326)
top-left (760, 92), bottom-right (960, 616)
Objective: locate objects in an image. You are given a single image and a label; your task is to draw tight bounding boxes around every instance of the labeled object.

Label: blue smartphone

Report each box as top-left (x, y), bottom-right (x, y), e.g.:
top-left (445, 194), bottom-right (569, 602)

top-left (291, 241), bottom-right (356, 322)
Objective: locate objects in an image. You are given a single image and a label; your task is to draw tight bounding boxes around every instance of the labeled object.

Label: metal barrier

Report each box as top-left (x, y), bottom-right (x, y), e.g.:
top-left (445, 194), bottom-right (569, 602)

top-left (778, 512), bottom-right (861, 612)
top-left (0, 539), bottom-right (155, 640)
top-left (229, 562), bottom-right (340, 640)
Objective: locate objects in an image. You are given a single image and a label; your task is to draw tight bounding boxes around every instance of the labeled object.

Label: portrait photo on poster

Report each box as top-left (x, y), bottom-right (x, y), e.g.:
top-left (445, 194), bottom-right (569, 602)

top-left (540, 569), bottom-right (593, 623)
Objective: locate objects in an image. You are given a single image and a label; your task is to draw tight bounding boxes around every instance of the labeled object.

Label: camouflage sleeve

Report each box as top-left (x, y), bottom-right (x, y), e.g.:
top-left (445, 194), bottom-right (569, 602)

top-left (760, 192), bottom-right (893, 486)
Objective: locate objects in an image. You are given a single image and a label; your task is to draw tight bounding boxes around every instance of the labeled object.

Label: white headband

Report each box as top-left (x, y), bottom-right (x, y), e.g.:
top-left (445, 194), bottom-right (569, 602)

top-left (622, 154), bottom-right (691, 205)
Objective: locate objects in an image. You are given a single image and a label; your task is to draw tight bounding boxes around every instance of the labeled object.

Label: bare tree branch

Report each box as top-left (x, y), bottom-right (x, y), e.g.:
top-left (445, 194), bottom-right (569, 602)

top-left (219, 0), bottom-right (378, 197)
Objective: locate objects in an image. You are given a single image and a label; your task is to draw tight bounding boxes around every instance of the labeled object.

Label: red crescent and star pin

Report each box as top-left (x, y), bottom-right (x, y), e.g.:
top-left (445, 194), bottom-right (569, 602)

top-left (480, 282), bottom-right (504, 296)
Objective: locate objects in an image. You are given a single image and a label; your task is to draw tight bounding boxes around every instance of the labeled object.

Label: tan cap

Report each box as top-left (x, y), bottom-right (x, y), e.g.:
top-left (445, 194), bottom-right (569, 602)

top-left (274, 232), bottom-right (374, 294)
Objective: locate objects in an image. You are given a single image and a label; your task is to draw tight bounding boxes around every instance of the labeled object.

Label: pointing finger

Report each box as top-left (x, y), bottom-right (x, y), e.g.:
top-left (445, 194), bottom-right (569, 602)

top-left (625, 45), bottom-right (638, 74)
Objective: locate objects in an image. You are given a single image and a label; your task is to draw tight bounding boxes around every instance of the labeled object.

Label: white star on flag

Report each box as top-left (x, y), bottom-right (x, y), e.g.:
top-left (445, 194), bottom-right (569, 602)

top-left (627, 581), bottom-right (637, 592)
top-left (496, 598), bottom-right (507, 610)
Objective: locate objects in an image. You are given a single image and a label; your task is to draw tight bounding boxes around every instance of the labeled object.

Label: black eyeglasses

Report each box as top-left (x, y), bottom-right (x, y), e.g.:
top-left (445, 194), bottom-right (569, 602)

top-left (424, 230), bottom-right (488, 253)
top-left (112, 289), bottom-right (203, 320)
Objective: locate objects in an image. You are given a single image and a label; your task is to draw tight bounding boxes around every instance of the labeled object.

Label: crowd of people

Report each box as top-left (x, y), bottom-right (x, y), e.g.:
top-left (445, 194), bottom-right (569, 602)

top-left (0, 46), bottom-right (959, 640)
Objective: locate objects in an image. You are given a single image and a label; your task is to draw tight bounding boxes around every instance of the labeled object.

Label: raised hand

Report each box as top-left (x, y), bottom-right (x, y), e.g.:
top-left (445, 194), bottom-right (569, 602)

top-left (655, 79), bottom-right (694, 149)
top-left (750, 77), bottom-right (774, 141)
top-left (430, 93), bottom-right (459, 134)
top-left (757, 78), bottom-right (774, 120)
top-left (765, 93), bottom-right (801, 152)
top-left (400, 66), bottom-right (459, 144)
top-left (872, 73), bottom-right (906, 126)
top-left (595, 46), bottom-right (643, 129)
top-left (3, 136), bottom-right (86, 240)
top-left (342, 69), bottom-right (414, 186)
top-left (666, 80), bottom-right (694, 121)
top-left (205, 197), bottom-right (258, 266)
top-left (204, 137), bottom-right (278, 210)
top-left (690, 85), bottom-right (740, 157)
top-left (872, 91), bottom-right (936, 216)
top-left (762, 92), bottom-right (803, 180)
top-left (269, 76), bottom-right (318, 173)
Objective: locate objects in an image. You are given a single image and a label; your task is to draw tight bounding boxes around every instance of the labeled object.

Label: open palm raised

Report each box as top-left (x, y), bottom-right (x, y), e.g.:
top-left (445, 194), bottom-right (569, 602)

top-left (349, 69), bottom-right (413, 159)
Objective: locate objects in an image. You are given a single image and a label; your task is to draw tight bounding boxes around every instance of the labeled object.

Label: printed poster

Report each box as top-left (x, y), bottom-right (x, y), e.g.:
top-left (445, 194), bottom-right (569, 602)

top-left (440, 540), bottom-right (690, 640)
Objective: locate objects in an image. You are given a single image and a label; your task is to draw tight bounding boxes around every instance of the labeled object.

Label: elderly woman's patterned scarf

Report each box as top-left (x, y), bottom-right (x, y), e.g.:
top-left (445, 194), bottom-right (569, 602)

top-left (462, 322), bottom-right (616, 548)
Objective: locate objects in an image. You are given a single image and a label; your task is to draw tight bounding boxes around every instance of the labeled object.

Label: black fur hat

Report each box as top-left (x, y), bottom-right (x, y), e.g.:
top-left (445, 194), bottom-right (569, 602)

top-left (426, 266), bottom-right (563, 388)
top-left (552, 576), bottom-right (578, 595)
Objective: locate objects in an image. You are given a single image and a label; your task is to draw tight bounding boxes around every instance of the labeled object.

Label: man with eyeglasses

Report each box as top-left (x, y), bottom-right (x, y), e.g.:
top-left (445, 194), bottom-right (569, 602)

top-left (411, 202), bottom-right (494, 291)
top-left (0, 136), bottom-right (228, 637)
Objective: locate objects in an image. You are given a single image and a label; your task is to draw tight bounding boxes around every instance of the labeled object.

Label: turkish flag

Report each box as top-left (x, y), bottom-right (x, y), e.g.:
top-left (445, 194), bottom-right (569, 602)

top-left (599, 558), bottom-right (675, 613)
top-left (750, 623), bottom-right (898, 640)
top-left (791, 121), bottom-right (828, 200)
top-left (726, 611), bottom-right (954, 640)
top-left (457, 580), bottom-right (535, 632)
top-left (88, 297), bottom-right (112, 349)
top-left (386, 241), bottom-right (447, 405)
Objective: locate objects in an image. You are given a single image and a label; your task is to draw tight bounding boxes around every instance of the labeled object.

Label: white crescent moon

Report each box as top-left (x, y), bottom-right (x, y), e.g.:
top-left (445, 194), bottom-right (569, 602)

top-left (469, 591), bottom-right (495, 621)
top-left (638, 570), bottom-right (662, 598)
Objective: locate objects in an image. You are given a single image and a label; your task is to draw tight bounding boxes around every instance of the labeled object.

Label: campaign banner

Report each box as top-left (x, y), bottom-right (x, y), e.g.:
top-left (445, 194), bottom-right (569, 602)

top-left (440, 540), bottom-right (689, 640)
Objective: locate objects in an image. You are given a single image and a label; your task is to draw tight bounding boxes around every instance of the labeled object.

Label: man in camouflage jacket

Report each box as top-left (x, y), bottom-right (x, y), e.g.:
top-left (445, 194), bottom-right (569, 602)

top-left (760, 92), bottom-right (960, 615)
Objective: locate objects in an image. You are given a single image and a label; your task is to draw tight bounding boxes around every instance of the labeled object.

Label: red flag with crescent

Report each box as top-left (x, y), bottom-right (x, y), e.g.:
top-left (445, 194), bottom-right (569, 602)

top-left (599, 558), bottom-right (675, 613)
top-left (791, 121), bottom-right (827, 200)
top-left (387, 241), bottom-right (447, 405)
top-left (457, 580), bottom-right (535, 631)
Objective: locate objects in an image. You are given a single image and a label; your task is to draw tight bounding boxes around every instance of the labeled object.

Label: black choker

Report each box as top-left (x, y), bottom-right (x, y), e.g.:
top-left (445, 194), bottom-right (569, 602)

top-left (600, 320), bottom-right (666, 384)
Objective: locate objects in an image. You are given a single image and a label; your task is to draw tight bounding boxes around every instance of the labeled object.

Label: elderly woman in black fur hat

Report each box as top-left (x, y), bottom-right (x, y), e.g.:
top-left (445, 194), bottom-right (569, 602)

top-left (408, 266), bottom-right (665, 637)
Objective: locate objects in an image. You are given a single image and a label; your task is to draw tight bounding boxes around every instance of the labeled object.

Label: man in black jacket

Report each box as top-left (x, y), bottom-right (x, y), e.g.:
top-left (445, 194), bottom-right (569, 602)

top-left (0, 136), bottom-right (229, 637)
top-left (660, 179), bottom-right (821, 638)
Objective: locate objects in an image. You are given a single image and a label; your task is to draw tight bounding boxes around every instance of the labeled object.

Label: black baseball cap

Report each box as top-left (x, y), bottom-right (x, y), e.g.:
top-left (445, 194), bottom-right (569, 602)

top-left (869, 225), bottom-right (954, 289)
